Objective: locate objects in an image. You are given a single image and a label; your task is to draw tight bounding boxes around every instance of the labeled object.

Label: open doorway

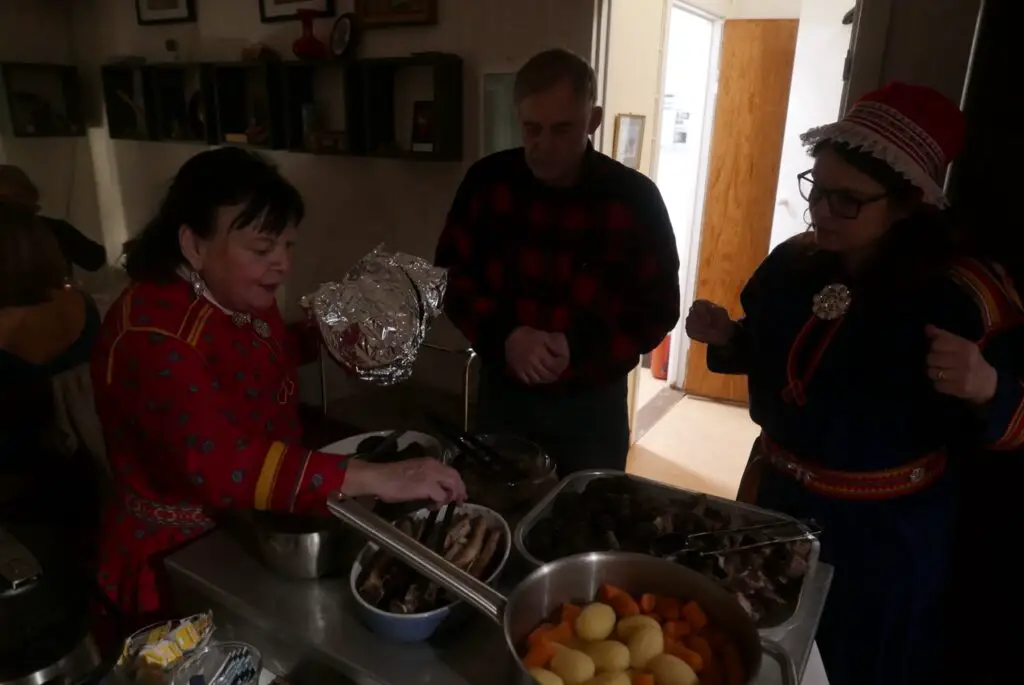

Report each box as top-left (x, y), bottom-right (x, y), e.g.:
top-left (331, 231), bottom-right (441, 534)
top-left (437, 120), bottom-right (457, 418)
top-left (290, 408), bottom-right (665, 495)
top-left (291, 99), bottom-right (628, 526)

top-left (628, 1), bottom-right (857, 501)
top-left (634, 2), bottom-right (722, 439)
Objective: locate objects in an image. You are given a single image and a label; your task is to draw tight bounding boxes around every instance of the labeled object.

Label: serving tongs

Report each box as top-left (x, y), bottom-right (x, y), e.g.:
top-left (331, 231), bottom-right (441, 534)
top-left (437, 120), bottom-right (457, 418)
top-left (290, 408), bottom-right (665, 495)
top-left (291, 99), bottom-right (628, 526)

top-left (425, 413), bottom-right (509, 476)
top-left (653, 518), bottom-right (821, 561)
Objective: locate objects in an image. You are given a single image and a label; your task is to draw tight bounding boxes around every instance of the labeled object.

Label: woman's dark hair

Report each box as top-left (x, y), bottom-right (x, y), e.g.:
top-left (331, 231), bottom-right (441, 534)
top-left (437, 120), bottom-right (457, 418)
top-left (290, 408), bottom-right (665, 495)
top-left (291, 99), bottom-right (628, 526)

top-left (808, 140), bottom-right (965, 300)
top-left (123, 147), bottom-right (304, 282)
top-left (0, 202), bottom-right (67, 307)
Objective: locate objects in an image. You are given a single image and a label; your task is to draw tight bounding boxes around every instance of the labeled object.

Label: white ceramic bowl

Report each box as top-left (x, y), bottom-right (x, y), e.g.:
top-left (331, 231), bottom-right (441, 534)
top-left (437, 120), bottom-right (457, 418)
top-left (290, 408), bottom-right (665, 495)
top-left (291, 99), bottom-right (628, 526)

top-left (348, 503), bottom-right (511, 642)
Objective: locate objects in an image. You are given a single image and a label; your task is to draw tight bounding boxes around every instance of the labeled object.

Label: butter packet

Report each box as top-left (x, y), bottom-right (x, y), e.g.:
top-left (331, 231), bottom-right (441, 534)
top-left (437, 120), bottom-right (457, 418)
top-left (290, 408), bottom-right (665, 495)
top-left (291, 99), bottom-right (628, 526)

top-left (138, 639), bottom-right (184, 668)
top-left (116, 611), bottom-right (215, 671)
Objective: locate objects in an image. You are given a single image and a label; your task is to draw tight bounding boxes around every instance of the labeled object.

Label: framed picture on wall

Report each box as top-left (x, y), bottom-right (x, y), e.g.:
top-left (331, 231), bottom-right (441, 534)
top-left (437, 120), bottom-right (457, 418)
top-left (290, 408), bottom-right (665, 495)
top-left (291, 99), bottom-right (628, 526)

top-left (612, 114), bottom-right (646, 170)
top-left (135, 0), bottom-right (196, 25)
top-left (354, 0), bottom-right (437, 28)
top-left (259, 0), bottom-right (335, 23)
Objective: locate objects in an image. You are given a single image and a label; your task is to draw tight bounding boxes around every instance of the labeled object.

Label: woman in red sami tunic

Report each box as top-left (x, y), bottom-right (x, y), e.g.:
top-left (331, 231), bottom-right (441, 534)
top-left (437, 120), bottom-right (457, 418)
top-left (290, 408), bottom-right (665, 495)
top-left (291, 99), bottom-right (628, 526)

top-left (91, 147), bottom-right (465, 627)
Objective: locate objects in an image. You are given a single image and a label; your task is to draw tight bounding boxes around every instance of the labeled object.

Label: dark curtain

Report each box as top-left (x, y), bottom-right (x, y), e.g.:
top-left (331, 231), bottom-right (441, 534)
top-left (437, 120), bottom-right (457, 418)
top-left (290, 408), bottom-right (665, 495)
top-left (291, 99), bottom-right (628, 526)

top-left (948, 0), bottom-right (1024, 279)
top-left (946, 2), bottom-right (1024, 681)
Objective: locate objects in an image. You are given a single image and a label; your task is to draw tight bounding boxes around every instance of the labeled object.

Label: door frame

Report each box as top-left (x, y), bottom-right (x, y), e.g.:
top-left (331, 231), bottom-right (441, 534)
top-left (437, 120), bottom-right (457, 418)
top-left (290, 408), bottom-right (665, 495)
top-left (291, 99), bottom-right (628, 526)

top-left (665, 2), bottom-right (725, 390)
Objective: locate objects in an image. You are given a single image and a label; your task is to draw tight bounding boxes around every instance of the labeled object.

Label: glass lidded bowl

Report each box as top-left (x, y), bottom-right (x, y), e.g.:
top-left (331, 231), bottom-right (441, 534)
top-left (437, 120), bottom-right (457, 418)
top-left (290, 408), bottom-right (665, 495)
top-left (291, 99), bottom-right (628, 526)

top-left (456, 434), bottom-right (558, 513)
top-left (171, 642), bottom-right (262, 685)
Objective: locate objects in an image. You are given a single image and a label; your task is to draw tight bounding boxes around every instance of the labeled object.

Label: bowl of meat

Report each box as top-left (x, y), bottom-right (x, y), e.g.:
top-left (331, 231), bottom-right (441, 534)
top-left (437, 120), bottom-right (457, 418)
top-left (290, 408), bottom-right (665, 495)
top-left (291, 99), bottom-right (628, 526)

top-left (454, 434), bottom-right (558, 513)
top-left (349, 502), bottom-right (510, 643)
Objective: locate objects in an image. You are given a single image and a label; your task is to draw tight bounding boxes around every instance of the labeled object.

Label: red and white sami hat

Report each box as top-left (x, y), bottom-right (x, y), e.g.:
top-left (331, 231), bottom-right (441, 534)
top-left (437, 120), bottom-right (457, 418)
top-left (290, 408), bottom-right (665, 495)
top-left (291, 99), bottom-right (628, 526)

top-left (800, 82), bottom-right (966, 208)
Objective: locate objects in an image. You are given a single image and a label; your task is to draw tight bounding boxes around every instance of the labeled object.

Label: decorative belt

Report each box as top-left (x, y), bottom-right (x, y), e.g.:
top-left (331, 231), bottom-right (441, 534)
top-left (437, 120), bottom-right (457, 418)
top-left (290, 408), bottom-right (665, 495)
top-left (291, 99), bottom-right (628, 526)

top-left (757, 434), bottom-right (947, 500)
top-left (125, 491), bottom-right (214, 529)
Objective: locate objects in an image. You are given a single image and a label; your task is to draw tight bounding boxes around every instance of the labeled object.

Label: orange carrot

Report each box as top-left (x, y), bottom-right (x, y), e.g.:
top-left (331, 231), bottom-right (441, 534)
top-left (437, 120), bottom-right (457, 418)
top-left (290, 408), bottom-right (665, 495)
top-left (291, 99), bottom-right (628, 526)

top-left (701, 657), bottom-right (725, 685)
top-left (598, 583), bottom-right (629, 603)
top-left (703, 627), bottom-right (727, 648)
top-left (522, 640), bottom-right (558, 669)
top-left (681, 600), bottom-right (709, 630)
top-left (606, 592), bottom-right (641, 618)
top-left (560, 603), bottom-right (583, 625)
top-left (630, 673), bottom-right (655, 685)
top-left (544, 621), bottom-right (575, 645)
top-left (526, 623), bottom-right (555, 647)
top-left (686, 634), bottom-right (714, 669)
top-left (654, 596), bottom-right (681, 621)
top-left (663, 620), bottom-right (692, 640)
top-left (722, 642), bottom-right (745, 685)
top-left (639, 593), bottom-right (658, 614)
top-left (666, 639), bottom-right (704, 672)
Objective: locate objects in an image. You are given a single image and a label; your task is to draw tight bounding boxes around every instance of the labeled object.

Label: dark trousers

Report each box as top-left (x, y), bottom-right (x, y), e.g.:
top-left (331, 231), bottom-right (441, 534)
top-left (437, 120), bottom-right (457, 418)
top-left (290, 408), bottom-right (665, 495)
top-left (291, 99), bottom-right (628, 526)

top-left (475, 369), bottom-right (630, 476)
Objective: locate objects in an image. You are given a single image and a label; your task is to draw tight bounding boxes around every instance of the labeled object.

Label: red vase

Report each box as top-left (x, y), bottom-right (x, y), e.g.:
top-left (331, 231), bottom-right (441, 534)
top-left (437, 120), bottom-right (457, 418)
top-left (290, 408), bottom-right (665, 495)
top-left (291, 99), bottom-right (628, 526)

top-left (292, 9), bottom-right (329, 60)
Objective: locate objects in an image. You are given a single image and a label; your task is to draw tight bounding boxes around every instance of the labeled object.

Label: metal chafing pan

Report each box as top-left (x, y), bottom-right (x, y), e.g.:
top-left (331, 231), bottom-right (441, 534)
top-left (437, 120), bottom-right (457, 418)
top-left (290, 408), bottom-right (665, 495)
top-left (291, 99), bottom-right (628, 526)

top-left (512, 470), bottom-right (822, 638)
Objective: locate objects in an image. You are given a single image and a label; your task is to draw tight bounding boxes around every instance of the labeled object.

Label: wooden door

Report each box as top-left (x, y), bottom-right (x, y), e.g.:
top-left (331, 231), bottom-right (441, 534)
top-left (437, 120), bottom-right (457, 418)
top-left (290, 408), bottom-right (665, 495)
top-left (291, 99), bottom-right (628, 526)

top-left (683, 19), bottom-right (799, 402)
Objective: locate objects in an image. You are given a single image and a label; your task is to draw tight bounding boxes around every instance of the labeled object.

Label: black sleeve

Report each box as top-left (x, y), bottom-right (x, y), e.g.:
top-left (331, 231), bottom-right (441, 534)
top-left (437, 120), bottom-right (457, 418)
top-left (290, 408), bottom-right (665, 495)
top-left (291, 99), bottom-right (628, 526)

top-left (705, 234), bottom-right (811, 375)
top-left (44, 217), bottom-right (106, 272)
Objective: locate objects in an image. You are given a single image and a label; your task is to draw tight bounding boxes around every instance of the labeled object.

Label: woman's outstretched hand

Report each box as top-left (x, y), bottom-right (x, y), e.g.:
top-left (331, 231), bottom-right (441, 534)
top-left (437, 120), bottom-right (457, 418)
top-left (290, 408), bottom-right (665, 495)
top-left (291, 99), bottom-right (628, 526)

top-left (686, 300), bottom-right (736, 346)
top-left (342, 458), bottom-right (467, 505)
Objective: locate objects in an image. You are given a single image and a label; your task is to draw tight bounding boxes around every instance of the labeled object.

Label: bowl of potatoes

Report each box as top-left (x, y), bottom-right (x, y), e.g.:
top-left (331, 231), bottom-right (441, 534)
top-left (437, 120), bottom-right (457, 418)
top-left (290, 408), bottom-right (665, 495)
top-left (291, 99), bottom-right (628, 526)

top-left (329, 498), bottom-right (799, 685)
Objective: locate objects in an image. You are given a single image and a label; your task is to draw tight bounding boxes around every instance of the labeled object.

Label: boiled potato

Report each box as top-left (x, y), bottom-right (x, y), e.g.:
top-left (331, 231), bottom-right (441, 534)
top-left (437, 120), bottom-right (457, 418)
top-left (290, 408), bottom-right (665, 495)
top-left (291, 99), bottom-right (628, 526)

top-left (627, 627), bottom-right (664, 669)
top-left (647, 653), bottom-right (699, 685)
top-left (616, 615), bottom-right (662, 641)
top-left (582, 640), bottom-right (630, 673)
top-left (585, 673), bottom-right (631, 685)
top-left (527, 667), bottom-right (565, 685)
top-left (575, 603), bottom-right (617, 642)
top-left (550, 647), bottom-right (597, 685)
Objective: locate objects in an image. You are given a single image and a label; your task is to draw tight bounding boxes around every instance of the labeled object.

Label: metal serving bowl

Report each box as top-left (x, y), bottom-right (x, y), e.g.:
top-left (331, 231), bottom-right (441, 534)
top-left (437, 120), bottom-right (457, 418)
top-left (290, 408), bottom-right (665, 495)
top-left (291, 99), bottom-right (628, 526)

top-left (331, 497), bottom-right (798, 685)
top-left (252, 512), bottom-right (346, 580)
top-left (348, 502), bottom-right (511, 643)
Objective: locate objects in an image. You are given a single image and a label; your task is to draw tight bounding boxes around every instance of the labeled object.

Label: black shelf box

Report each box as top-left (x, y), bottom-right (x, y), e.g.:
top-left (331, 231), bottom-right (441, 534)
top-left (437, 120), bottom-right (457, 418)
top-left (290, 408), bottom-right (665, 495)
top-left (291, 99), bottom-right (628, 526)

top-left (211, 62), bottom-right (286, 150)
top-left (101, 64), bottom-right (159, 141)
top-left (282, 61), bottom-right (365, 155)
top-left (0, 62), bottom-right (84, 138)
top-left (354, 53), bottom-right (463, 161)
top-left (150, 63), bottom-right (217, 145)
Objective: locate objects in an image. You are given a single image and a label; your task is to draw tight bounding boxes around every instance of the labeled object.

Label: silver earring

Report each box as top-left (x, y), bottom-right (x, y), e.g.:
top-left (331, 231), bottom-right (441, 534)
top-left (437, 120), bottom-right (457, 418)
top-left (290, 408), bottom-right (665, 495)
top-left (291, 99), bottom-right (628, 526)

top-left (189, 270), bottom-right (207, 299)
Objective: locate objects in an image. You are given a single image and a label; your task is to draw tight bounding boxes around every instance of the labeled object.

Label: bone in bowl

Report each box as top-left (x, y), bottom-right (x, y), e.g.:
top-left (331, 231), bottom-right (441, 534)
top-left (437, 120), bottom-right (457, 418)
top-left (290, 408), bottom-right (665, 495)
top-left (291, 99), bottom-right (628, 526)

top-left (349, 502), bottom-right (511, 643)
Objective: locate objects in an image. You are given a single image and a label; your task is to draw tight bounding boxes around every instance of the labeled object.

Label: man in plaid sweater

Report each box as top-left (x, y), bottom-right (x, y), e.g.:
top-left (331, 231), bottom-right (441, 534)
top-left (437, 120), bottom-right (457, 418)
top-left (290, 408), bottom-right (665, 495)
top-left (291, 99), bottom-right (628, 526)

top-left (436, 49), bottom-right (680, 474)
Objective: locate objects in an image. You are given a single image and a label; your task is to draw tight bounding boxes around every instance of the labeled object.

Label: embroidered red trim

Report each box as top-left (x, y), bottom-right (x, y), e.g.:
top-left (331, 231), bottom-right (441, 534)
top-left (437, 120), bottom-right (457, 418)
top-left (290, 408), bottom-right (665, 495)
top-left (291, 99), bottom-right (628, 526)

top-left (758, 434), bottom-right (946, 500)
top-left (125, 491), bottom-right (214, 529)
top-left (781, 317), bottom-right (845, 406)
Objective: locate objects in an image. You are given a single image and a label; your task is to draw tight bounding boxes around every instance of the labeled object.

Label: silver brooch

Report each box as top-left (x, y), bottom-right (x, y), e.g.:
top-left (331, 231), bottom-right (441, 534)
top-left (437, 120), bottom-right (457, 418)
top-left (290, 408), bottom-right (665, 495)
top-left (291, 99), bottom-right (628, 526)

top-left (231, 312), bottom-right (271, 338)
top-left (812, 283), bottom-right (852, 320)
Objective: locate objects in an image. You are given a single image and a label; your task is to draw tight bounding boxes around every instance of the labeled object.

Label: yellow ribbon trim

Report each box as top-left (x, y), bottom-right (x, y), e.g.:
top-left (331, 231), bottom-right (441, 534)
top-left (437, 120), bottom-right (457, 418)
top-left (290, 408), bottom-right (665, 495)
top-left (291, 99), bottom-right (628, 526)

top-left (254, 441), bottom-right (288, 510)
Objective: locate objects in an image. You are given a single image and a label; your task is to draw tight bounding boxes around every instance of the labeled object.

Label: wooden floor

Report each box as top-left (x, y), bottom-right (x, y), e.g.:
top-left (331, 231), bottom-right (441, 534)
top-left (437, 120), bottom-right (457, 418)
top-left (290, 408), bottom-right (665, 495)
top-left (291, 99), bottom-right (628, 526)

top-left (626, 396), bottom-right (760, 500)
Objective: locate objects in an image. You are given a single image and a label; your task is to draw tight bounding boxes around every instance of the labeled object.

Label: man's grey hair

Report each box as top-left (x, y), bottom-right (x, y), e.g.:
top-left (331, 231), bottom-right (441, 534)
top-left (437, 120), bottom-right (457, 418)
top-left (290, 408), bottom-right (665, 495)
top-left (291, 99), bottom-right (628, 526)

top-left (513, 48), bottom-right (597, 106)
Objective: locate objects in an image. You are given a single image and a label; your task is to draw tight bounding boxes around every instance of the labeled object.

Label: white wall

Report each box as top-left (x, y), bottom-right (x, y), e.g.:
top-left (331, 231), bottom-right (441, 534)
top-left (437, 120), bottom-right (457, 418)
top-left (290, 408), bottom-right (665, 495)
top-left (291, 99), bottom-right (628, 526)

top-left (731, 0), bottom-right (802, 19)
top-left (769, 0), bottom-right (852, 248)
top-left (0, 0), bottom-right (103, 249)
top-left (601, 0), bottom-right (668, 176)
top-left (846, 0), bottom-right (982, 106)
top-left (674, 0), bottom-right (801, 20)
top-left (54, 0), bottom-right (598, 405)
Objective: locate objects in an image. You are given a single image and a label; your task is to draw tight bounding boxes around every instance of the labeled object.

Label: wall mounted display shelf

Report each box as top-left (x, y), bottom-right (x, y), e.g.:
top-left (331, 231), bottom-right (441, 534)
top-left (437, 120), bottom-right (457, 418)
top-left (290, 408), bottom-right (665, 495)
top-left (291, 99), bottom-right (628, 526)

top-left (151, 62), bottom-right (218, 145)
top-left (0, 62), bottom-right (84, 138)
top-left (101, 63), bottom-right (159, 141)
top-left (98, 53), bottom-right (464, 162)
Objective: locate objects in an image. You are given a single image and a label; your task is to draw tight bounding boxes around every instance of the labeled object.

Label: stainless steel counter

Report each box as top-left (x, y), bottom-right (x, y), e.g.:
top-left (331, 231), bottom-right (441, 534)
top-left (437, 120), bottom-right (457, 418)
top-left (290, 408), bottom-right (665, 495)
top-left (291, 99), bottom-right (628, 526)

top-left (165, 530), bottom-right (832, 685)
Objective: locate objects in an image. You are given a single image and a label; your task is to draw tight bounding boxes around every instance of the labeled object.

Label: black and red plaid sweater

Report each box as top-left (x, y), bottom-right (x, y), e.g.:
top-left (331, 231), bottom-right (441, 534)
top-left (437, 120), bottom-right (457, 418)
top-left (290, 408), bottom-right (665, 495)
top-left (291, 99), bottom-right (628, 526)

top-left (435, 145), bottom-right (680, 391)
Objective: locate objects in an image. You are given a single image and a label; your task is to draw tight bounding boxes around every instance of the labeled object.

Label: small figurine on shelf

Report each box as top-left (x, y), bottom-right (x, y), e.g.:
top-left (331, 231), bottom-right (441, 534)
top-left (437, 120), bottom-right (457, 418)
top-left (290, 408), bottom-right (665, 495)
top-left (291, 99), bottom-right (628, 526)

top-left (292, 9), bottom-right (329, 61)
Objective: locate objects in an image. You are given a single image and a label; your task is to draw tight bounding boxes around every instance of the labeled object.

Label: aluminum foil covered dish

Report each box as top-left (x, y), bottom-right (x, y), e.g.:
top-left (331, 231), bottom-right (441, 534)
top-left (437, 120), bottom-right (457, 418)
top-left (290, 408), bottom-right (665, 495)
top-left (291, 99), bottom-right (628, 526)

top-left (301, 247), bottom-right (447, 385)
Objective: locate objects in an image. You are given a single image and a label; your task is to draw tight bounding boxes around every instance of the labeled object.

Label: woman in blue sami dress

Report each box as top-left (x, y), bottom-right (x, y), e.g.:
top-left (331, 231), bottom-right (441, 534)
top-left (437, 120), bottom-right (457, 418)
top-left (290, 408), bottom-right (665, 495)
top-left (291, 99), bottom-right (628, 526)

top-left (686, 82), bottom-right (1024, 685)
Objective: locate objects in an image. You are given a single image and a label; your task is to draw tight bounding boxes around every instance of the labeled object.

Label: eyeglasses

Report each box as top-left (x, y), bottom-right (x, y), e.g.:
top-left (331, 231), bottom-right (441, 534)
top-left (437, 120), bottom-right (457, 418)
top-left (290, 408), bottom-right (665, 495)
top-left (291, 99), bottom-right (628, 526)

top-left (797, 170), bottom-right (888, 220)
